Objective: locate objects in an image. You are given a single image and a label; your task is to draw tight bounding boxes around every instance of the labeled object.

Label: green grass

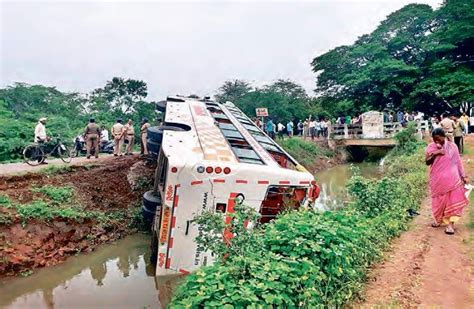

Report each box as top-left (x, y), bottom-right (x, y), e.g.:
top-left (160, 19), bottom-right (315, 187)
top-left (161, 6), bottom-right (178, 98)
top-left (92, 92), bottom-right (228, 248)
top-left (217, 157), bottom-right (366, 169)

top-left (38, 164), bottom-right (73, 175)
top-left (278, 138), bottom-right (334, 168)
top-left (31, 185), bottom-right (74, 203)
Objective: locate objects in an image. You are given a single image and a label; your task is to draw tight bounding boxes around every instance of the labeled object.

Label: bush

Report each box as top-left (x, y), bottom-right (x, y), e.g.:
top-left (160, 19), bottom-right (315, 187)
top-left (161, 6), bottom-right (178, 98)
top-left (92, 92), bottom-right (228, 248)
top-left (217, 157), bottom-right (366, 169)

top-left (278, 138), bottom-right (334, 168)
top-left (31, 185), bottom-right (74, 203)
top-left (391, 122), bottom-right (425, 157)
top-left (170, 142), bottom-right (427, 307)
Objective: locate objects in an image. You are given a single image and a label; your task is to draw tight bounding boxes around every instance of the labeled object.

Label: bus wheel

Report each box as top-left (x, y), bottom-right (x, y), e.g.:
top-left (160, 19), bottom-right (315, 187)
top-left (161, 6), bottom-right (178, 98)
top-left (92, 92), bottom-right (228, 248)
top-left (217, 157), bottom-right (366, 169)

top-left (147, 139), bottom-right (161, 155)
top-left (147, 126), bottom-right (164, 143)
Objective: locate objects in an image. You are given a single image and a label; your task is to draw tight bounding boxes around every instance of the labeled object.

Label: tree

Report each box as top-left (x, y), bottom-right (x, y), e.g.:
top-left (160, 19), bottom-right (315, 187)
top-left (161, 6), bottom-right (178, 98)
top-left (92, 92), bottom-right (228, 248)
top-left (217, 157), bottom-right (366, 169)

top-left (214, 80), bottom-right (252, 103)
top-left (91, 77), bottom-right (148, 115)
top-left (311, 0), bottom-right (473, 115)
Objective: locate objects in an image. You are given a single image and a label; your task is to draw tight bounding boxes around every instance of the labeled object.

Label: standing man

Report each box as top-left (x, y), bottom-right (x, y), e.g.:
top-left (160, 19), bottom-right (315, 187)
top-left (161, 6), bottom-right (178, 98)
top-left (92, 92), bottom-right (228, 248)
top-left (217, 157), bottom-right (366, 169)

top-left (286, 120), bottom-right (294, 138)
top-left (460, 112), bottom-right (469, 135)
top-left (111, 119), bottom-right (124, 156)
top-left (34, 117), bottom-right (49, 164)
top-left (453, 114), bottom-right (465, 153)
top-left (84, 118), bottom-right (100, 159)
top-left (140, 118), bottom-right (151, 156)
top-left (440, 113), bottom-right (456, 142)
top-left (297, 120), bottom-right (303, 136)
top-left (35, 117), bottom-right (48, 143)
top-left (100, 126), bottom-right (109, 148)
top-left (123, 119), bottom-right (135, 155)
top-left (266, 119), bottom-right (276, 139)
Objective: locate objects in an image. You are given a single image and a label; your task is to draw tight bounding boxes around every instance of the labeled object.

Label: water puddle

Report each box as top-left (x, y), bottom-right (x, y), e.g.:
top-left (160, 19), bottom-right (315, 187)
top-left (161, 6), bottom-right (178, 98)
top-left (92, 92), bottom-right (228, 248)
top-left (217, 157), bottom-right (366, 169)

top-left (0, 234), bottom-right (182, 308)
top-left (314, 163), bottom-right (380, 210)
top-left (0, 163), bottom-right (379, 308)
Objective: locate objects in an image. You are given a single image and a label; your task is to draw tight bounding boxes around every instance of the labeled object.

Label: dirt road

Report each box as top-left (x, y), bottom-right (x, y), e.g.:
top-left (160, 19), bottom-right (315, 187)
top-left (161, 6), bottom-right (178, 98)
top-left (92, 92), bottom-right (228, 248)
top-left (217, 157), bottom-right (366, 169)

top-left (362, 136), bottom-right (474, 307)
top-left (0, 155), bottom-right (115, 176)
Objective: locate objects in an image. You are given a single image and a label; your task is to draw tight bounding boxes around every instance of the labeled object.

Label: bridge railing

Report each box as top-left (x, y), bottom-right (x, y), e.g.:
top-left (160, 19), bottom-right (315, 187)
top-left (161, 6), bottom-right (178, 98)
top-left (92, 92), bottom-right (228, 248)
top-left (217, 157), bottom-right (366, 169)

top-left (330, 120), bottom-right (430, 140)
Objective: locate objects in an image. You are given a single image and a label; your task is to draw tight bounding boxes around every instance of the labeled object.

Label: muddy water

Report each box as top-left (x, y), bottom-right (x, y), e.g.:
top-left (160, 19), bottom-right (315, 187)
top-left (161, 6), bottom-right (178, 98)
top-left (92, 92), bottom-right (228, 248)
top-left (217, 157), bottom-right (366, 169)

top-left (0, 163), bottom-right (379, 308)
top-left (313, 163), bottom-right (380, 211)
top-left (0, 234), bottom-right (183, 308)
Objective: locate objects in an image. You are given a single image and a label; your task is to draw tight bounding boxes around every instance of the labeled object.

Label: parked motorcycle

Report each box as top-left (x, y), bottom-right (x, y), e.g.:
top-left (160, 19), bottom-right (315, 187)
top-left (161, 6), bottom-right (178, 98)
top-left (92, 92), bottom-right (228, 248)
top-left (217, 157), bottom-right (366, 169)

top-left (72, 136), bottom-right (114, 157)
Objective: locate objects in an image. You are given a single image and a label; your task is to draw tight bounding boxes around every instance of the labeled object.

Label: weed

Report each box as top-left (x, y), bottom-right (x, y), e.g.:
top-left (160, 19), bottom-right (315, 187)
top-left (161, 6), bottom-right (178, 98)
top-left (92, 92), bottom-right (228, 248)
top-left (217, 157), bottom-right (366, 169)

top-left (31, 185), bottom-right (74, 203)
top-left (20, 270), bottom-right (33, 277)
top-left (39, 164), bottom-right (73, 176)
top-left (15, 200), bottom-right (91, 222)
top-left (133, 176), bottom-right (153, 191)
top-left (171, 139), bottom-right (427, 307)
top-left (278, 138), bottom-right (334, 168)
top-left (0, 195), bottom-right (13, 209)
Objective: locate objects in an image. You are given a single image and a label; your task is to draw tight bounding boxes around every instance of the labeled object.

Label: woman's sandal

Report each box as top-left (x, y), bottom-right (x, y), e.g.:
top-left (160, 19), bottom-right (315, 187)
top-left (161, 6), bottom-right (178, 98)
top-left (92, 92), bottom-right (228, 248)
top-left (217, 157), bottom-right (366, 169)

top-left (445, 227), bottom-right (455, 235)
top-left (431, 222), bottom-right (441, 228)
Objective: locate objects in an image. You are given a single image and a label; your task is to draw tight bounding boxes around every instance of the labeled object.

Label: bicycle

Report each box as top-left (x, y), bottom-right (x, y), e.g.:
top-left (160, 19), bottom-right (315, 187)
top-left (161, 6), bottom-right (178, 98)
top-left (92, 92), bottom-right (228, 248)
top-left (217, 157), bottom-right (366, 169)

top-left (23, 137), bottom-right (73, 166)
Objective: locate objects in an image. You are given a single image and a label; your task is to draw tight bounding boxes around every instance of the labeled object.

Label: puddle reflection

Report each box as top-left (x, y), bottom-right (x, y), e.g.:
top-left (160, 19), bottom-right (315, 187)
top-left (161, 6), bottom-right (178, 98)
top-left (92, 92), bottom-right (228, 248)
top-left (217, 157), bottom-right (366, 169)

top-left (0, 234), bottom-right (182, 308)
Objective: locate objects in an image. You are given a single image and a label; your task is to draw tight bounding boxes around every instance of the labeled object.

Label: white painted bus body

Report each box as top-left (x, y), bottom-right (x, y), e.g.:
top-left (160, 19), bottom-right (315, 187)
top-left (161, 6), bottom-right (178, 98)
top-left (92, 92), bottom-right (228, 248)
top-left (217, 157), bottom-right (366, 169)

top-left (152, 97), bottom-right (316, 276)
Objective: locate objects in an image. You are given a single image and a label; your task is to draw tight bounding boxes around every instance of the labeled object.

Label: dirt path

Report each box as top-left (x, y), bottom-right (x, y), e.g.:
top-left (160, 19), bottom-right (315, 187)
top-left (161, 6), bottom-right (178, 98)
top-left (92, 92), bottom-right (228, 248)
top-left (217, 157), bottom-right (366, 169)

top-left (0, 155), bottom-right (115, 176)
top-left (361, 137), bottom-right (474, 307)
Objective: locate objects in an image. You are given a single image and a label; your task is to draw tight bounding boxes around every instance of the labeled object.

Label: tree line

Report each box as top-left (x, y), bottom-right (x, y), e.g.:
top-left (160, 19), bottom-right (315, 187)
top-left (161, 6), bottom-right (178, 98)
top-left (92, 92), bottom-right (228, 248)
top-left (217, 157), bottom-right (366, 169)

top-left (0, 78), bottom-right (154, 162)
top-left (217, 0), bottom-right (473, 120)
top-left (1, 0), bottom-right (471, 162)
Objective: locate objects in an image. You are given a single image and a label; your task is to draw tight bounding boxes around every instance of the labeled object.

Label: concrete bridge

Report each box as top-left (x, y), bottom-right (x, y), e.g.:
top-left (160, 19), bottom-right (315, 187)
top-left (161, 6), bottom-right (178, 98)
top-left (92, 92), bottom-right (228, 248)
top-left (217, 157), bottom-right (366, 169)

top-left (328, 112), bottom-right (430, 147)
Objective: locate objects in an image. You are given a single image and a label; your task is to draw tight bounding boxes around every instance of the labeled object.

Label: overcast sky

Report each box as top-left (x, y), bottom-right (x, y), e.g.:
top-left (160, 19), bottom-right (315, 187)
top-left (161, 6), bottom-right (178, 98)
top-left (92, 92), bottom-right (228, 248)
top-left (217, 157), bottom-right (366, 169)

top-left (1, 0), bottom-right (441, 100)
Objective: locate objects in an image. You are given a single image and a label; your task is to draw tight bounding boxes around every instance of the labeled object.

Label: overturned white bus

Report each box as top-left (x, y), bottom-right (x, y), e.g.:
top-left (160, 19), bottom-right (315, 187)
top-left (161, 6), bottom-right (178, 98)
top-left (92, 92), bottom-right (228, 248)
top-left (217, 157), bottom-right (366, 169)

top-left (142, 96), bottom-right (319, 276)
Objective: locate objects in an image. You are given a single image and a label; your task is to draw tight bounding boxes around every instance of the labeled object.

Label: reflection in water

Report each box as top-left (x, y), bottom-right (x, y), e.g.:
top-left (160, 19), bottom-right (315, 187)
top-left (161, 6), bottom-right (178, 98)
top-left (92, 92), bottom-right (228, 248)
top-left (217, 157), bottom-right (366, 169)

top-left (0, 234), bottom-right (182, 308)
top-left (313, 163), bottom-right (380, 211)
top-left (0, 163), bottom-right (379, 308)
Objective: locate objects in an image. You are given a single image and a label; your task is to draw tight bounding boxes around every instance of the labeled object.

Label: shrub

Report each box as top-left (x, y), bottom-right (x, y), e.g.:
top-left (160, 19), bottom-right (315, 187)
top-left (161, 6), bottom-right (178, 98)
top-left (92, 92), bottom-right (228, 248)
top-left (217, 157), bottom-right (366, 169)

top-left (278, 138), bottom-right (334, 168)
top-left (170, 140), bottom-right (427, 307)
top-left (31, 185), bottom-right (74, 203)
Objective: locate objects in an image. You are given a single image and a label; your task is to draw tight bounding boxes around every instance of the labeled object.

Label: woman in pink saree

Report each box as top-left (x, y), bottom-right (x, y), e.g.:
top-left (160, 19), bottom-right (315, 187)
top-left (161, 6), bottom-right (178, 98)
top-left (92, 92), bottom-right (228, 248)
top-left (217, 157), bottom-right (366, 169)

top-left (426, 128), bottom-right (469, 234)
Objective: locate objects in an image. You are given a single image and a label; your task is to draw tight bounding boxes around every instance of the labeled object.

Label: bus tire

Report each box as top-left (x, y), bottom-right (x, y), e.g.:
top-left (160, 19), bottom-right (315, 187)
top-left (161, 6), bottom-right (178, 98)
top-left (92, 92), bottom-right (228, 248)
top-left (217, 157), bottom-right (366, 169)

top-left (147, 126), bottom-right (164, 143)
top-left (143, 190), bottom-right (161, 210)
top-left (147, 139), bottom-right (161, 154)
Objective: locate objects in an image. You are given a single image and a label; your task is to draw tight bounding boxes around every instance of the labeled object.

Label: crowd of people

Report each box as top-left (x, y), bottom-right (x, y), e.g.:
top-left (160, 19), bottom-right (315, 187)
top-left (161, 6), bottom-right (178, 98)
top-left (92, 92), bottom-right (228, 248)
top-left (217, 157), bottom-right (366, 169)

top-left (253, 110), bottom-right (470, 155)
top-left (254, 116), bottom-right (331, 140)
top-left (33, 117), bottom-right (152, 164)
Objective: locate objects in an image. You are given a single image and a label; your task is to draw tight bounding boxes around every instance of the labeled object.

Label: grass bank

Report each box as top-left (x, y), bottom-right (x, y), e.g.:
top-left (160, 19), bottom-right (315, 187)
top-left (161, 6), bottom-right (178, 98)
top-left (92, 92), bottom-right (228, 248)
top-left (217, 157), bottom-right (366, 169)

top-left (0, 157), bottom-right (149, 277)
top-left (170, 128), bottom-right (427, 307)
top-left (278, 138), bottom-right (337, 172)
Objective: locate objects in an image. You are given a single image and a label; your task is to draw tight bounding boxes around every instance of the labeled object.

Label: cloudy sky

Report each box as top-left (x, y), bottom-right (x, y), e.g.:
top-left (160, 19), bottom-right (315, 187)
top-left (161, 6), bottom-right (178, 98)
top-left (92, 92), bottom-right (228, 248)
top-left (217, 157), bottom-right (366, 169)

top-left (1, 0), bottom-right (441, 100)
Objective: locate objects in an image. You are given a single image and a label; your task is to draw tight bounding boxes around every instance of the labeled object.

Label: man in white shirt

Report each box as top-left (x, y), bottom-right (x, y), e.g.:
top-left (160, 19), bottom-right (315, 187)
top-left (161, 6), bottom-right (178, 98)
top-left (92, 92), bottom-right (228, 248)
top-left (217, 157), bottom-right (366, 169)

top-left (100, 127), bottom-right (109, 146)
top-left (34, 117), bottom-right (48, 142)
top-left (309, 120), bottom-right (316, 140)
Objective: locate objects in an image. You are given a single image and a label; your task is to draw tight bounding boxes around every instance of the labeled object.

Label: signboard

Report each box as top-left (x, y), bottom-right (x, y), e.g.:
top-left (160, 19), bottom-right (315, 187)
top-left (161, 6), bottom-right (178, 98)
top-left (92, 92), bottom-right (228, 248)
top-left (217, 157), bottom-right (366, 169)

top-left (362, 111), bottom-right (384, 138)
top-left (256, 108), bottom-right (269, 117)
top-left (160, 207), bottom-right (171, 244)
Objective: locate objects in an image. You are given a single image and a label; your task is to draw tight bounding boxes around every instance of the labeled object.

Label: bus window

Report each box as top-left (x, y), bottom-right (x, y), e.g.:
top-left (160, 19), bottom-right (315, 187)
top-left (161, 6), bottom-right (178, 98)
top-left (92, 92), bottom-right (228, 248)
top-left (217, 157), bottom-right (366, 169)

top-left (259, 186), bottom-right (306, 223)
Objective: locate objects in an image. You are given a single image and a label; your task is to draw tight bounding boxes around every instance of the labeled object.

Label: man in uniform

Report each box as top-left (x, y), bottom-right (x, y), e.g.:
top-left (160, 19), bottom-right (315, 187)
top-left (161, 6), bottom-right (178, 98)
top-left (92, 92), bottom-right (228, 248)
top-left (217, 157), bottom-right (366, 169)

top-left (123, 119), bottom-right (135, 155)
top-left (111, 119), bottom-right (124, 156)
top-left (440, 113), bottom-right (456, 142)
top-left (84, 118), bottom-right (101, 159)
top-left (140, 118), bottom-right (151, 156)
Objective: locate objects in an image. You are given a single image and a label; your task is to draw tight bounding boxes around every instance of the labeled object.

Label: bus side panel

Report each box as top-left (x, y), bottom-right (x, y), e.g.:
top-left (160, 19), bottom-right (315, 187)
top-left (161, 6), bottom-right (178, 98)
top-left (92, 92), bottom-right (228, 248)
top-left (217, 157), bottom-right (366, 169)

top-left (163, 180), bottom-right (214, 274)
